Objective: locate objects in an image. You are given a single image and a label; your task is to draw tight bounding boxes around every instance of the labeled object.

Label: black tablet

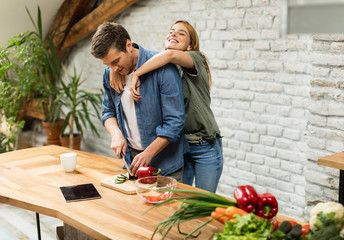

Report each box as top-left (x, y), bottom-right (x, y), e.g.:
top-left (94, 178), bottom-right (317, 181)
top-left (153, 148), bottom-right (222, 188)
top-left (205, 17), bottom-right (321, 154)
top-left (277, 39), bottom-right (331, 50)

top-left (60, 183), bottom-right (101, 202)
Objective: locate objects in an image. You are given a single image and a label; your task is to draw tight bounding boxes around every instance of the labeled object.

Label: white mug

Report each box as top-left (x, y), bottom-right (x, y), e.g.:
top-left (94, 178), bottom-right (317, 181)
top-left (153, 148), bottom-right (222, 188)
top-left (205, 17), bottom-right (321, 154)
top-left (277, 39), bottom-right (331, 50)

top-left (60, 152), bottom-right (77, 172)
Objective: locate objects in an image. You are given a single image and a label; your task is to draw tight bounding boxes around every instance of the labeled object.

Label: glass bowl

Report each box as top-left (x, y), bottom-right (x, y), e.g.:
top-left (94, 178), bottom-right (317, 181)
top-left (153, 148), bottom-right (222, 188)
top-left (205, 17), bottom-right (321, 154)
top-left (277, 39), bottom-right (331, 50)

top-left (134, 176), bottom-right (177, 204)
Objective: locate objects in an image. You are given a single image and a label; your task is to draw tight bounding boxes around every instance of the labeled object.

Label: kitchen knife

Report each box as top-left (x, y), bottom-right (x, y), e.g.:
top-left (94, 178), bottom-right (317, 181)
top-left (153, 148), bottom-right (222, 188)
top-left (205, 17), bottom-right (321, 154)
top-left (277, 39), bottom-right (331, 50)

top-left (120, 153), bottom-right (132, 176)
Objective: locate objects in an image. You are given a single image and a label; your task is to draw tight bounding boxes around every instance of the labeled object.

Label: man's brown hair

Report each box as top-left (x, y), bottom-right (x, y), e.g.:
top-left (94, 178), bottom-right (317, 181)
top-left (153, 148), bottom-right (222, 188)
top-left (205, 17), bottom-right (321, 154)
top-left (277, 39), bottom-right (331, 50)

top-left (91, 22), bottom-right (131, 59)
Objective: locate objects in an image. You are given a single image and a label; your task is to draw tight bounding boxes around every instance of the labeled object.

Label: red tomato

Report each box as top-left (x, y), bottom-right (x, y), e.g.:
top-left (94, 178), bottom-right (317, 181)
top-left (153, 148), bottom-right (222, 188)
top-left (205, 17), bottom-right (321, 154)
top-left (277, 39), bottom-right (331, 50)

top-left (287, 220), bottom-right (297, 227)
top-left (272, 219), bottom-right (279, 232)
top-left (301, 224), bottom-right (310, 236)
top-left (143, 193), bottom-right (171, 203)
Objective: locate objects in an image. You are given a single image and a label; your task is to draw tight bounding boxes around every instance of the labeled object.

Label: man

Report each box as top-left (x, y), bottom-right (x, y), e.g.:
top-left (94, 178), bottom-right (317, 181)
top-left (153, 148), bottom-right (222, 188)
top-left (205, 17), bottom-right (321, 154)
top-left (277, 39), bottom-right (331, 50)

top-left (91, 22), bottom-right (185, 181)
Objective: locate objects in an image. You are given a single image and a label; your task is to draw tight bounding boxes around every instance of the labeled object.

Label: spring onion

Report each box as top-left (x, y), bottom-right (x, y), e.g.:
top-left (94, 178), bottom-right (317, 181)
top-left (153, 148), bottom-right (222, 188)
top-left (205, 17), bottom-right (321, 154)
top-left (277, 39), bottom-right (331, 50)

top-left (145, 189), bottom-right (238, 239)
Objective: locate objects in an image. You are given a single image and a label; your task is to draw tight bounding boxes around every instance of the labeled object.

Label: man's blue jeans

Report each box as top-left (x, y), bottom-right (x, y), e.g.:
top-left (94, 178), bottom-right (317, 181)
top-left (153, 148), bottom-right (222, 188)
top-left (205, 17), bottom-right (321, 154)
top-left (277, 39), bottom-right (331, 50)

top-left (183, 137), bottom-right (223, 193)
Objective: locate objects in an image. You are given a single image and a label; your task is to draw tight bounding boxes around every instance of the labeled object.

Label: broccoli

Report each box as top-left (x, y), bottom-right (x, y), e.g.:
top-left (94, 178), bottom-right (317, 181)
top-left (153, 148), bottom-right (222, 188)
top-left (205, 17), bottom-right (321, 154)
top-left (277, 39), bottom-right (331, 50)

top-left (311, 225), bottom-right (339, 240)
top-left (309, 202), bottom-right (344, 232)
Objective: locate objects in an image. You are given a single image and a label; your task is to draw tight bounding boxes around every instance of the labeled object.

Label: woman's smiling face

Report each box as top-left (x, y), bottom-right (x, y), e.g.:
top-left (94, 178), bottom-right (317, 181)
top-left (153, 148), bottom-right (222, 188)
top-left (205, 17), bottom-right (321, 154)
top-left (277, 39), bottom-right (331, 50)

top-left (165, 22), bottom-right (192, 51)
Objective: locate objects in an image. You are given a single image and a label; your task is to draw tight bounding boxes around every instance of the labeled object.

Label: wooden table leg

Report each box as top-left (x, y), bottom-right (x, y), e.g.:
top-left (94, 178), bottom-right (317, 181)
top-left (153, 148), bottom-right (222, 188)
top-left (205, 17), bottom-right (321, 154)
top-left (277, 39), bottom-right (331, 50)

top-left (36, 213), bottom-right (41, 240)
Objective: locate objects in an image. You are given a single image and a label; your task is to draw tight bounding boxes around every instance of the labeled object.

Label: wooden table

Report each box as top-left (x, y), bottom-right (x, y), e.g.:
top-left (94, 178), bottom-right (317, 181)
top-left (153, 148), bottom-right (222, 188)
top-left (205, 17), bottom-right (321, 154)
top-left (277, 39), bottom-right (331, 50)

top-left (0, 145), bottom-right (224, 240)
top-left (318, 152), bottom-right (344, 205)
top-left (0, 146), bottom-right (305, 240)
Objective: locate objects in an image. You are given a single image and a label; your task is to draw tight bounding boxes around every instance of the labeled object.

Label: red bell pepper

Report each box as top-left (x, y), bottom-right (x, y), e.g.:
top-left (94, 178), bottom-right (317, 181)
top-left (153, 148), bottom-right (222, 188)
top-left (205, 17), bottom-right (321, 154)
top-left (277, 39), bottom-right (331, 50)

top-left (255, 193), bottom-right (278, 219)
top-left (233, 185), bottom-right (259, 213)
top-left (137, 166), bottom-right (161, 183)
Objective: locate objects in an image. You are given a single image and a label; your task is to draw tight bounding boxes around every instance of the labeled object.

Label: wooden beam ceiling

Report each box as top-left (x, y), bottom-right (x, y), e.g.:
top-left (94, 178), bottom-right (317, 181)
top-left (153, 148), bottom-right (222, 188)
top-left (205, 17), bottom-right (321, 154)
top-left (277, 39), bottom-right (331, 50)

top-left (49, 0), bottom-right (138, 62)
top-left (62, 0), bottom-right (138, 48)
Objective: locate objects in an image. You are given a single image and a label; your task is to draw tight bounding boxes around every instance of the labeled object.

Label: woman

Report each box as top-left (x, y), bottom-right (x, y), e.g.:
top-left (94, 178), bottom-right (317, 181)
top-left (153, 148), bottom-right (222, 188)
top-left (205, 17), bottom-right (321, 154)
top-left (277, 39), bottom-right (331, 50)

top-left (113, 20), bottom-right (223, 192)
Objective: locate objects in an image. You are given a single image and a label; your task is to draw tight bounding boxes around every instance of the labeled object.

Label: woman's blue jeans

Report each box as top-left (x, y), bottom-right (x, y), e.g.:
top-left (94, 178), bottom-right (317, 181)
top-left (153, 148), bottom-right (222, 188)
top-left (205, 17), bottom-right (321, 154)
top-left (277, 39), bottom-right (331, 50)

top-left (183, 137), bottom-right (223, 193)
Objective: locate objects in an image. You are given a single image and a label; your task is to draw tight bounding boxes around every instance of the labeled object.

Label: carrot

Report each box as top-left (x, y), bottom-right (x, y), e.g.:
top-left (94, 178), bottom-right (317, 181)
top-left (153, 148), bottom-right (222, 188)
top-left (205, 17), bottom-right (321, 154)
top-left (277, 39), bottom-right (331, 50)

top-left (215, 207), bottom-right (227, 215)
top-left (225, 206), bottom-right (248, 218)
top-left (211, 211), bottom-right (230, 223)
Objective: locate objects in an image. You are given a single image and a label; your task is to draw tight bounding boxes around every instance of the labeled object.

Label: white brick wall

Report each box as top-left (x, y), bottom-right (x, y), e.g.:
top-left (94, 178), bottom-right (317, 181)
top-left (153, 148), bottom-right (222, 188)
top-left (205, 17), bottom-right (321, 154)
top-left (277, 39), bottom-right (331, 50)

top-left (24, 0), bottom-right (344, 222)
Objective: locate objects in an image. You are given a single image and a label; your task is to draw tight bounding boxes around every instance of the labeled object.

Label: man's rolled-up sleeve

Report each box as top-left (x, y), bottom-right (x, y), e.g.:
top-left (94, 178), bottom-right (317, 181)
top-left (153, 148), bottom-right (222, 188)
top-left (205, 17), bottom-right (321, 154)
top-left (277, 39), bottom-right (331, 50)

top-left (101, 67), bottom-right (117, 125)
top-left (156, 63), bottom-right (185, 142)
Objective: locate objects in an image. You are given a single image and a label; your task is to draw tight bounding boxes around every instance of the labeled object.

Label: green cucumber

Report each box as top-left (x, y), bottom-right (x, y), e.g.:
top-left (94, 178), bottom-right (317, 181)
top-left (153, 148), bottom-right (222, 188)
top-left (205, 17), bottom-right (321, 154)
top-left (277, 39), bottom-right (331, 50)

top-left (286, 224), bottom-right (302, 239)
top-left (126, 172), bottom-right (137, 180)
top-left (115, 174), bottom-right (128, 184)
top-left (276, 221), bottom-right (292, 234)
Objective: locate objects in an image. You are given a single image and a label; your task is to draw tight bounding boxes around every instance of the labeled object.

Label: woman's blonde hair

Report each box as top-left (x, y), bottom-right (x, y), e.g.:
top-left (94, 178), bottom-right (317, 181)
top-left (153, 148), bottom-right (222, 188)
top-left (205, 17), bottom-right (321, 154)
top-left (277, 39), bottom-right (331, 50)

top-left (171, 20), bottom-right (212, 90)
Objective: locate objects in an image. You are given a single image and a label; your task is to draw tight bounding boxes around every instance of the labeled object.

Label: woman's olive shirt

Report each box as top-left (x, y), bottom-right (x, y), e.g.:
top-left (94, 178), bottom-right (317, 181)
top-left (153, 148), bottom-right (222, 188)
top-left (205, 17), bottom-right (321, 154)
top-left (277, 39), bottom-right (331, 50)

top-left (180, 51), bottom-right (221, 142)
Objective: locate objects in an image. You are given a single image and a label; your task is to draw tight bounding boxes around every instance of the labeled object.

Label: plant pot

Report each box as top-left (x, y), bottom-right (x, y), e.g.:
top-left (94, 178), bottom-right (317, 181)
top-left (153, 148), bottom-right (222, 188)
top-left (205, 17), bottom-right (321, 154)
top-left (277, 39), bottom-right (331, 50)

top-left (59, 133), bottom-right (81, 150)
top-left (42, 119), bottom-right (65, 145)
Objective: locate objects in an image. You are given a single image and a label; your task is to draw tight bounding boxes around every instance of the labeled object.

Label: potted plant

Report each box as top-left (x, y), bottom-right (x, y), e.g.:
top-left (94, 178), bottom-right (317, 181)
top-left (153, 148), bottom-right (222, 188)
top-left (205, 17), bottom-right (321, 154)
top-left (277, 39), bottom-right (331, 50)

top-left (55, 66), bottom-right (103, 149)
top-left (0, 6), bottom-right (63, 146)
top-left (25, 6), bottom-right (64, 145)
top-left (0, 116), bottom-right (25, 153)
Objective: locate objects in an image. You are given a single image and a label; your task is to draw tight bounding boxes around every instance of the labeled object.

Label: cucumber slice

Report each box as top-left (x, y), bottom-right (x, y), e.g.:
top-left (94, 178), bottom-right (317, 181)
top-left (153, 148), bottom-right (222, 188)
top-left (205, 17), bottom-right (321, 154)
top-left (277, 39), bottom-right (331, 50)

top-left (126, 172), bottom-right (137, 180)
top-left (115, 174), bottom-right (128, 184)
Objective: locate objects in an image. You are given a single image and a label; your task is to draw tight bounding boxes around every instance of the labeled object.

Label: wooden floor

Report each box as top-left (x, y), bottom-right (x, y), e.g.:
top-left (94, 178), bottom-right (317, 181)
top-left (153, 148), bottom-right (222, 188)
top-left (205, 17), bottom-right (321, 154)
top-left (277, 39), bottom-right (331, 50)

top-left (0, 203), bottom-right (62, 240)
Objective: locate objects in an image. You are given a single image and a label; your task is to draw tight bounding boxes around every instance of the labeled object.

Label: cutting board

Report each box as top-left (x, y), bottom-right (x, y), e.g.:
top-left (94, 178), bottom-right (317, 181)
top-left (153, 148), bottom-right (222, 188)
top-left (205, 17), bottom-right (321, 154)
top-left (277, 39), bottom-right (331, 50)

top-left (100, 175), bottom-right (137, 195)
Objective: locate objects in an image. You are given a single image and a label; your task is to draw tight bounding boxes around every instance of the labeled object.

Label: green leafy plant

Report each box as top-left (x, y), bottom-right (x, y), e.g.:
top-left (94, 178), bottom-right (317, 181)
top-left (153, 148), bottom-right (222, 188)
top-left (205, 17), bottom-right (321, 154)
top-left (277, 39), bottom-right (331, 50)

top-left (0, 6), bottom-right (62, 123)
top-left (0, 132), bottom-right (14, 153)
top-left (55, 66), bottom-right (103, 148)
top-left (0, 117), bottom-right (25, 153)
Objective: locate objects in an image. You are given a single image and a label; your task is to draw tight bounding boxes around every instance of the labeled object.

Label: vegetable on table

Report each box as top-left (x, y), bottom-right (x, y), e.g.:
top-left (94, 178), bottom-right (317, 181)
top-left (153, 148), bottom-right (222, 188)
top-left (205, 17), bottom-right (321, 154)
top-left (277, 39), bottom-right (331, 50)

top-left (115, 171), bottom-right (137, 184)
top-left (225, 206), bottom-right (248, 219)
top-left (286, 223), bottom-right (302, 239)
top-left (285, 220), bottom-right (297, 227)
top-left (255, 192), bottom-right (278, 219)
top-left (269, 221), bottom-right (304, 239)
top-left (127, 171), bottom-right (137, 180)
top-left (212, 212), bottom-right (273, 240)
top-left (145, 189), bottom-right (237, 239)
top-left (137, 166), bottom-right (161, 183)
top-left (210, 207), bottom-right (230, 223)
top-left (309, 201), bottom-right (344, 232)
top-left (307, 202), bottom-right (344, 240)
top-left (233, 185), bottom-right (259, 213)
top-left (210, 206), bottom-right (248, 224)
top-left (276, 221), bottom-right (292, 234)
top-left (311, 224), bottom-right (340, 240)
top-left (301, 224), bottom-right (310, 236)
top-left (115, 174), bottom-right (128, 184)
top-left (272, 219), bottom-right (279, 232)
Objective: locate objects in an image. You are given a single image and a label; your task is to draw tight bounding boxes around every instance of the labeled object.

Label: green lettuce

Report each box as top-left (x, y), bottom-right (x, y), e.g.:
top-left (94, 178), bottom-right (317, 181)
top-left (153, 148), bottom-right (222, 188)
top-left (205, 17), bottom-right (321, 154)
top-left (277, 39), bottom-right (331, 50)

top-left (213, 213), bottom-right (273, 240)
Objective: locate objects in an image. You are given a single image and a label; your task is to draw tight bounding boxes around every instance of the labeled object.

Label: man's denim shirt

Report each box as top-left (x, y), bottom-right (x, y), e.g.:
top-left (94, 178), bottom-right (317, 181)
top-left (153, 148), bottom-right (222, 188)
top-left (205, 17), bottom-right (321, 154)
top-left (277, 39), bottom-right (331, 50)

top-left (101, 43), bottom-right (186, 176)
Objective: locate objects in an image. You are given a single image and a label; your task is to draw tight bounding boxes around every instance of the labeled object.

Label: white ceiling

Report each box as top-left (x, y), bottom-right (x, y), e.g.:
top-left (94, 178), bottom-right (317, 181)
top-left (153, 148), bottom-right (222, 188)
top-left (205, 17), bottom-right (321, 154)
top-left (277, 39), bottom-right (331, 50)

top-left (0, 0), bottom-right (64, 44)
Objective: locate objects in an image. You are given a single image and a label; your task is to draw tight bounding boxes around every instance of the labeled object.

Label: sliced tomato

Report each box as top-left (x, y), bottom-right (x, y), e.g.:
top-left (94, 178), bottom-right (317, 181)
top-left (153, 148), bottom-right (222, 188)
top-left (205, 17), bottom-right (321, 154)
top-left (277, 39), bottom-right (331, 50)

top-left (142, 193), bottom-right (171, 203)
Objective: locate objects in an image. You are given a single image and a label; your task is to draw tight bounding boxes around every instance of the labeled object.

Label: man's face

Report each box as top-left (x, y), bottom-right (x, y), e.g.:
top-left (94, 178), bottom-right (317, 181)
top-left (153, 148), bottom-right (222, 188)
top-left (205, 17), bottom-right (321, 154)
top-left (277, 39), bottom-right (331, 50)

top-left (101, 39), bottom-right (135, 75)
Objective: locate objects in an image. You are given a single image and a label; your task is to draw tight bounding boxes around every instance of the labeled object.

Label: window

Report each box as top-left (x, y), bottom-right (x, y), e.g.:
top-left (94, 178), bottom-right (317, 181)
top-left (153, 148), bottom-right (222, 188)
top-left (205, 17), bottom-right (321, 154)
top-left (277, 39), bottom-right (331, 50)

top-left (281, 0), bottom-right (344, 34)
